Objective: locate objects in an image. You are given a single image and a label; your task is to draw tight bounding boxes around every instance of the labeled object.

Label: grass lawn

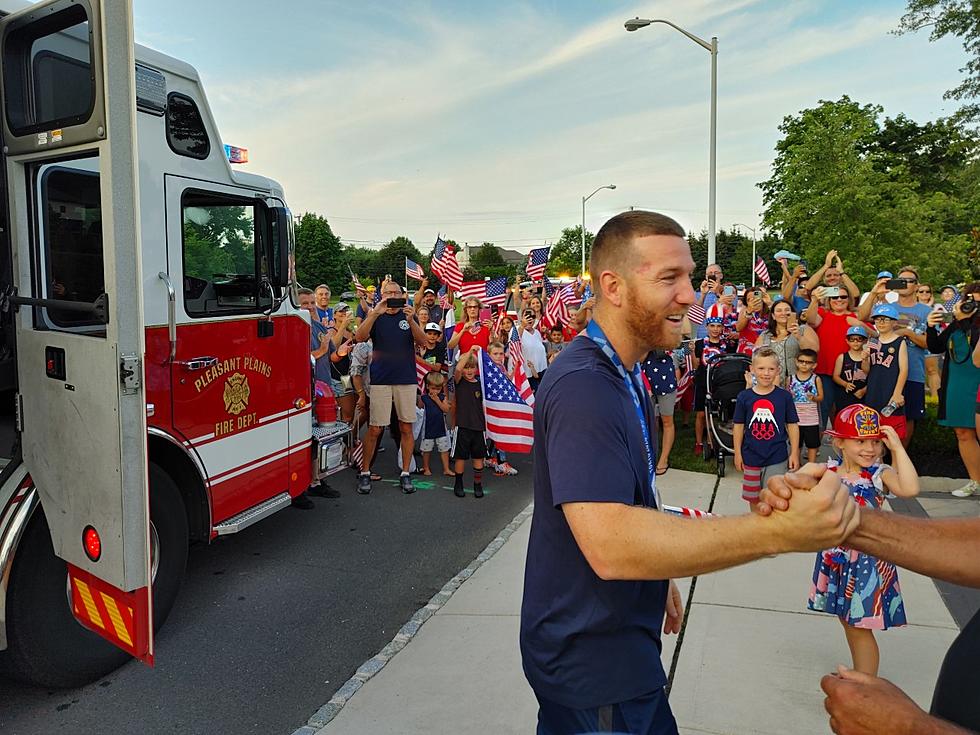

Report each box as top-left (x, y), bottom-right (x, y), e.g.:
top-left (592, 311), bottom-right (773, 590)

top-left (660, 412), bottom-right (715, 475)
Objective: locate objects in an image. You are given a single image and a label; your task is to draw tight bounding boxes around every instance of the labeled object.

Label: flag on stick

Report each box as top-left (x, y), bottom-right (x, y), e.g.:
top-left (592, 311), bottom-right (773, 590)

top-left (457, 278), bottom-right (508, 307)
top-left (526, 246), bottom-right (550, 280)
top-left (663, 504), bottom-right (713, 518)
top-left (478, 347), bottom-right (534, 453)
top-left (431, 237), bottom-right (463, 291)
top-left (687, 302), bottom-right (706, 325)
top-left (416, 359), bottom-right (433, 391)
top-left (512, 360), bottom-right (535, 407)
top-left (349, 265), bottom-right (369, 299)
top-left (754, 256), bottom-right (772, 286)
top-left (405, 257), bottom-right (425, 281)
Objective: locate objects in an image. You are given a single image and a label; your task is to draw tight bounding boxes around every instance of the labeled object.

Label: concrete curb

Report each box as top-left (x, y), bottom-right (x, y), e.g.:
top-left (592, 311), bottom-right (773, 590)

top-left (293, 502), bottom-right (535, 735)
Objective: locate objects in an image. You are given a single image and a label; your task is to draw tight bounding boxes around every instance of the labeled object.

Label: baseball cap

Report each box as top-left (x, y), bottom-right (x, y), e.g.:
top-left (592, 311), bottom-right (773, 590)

top-left (424, 322), bottom-right (443, 333)
top-left (871, 303), bottom-right (899, 320)
top-left (846, 325), bottom-right (868, 338)
top-left (334, 301), bottom-right (351, 312)
top-left (876, 270), bottom-right (894, 280)
top-left (424, 288), bottom-right (436, 295)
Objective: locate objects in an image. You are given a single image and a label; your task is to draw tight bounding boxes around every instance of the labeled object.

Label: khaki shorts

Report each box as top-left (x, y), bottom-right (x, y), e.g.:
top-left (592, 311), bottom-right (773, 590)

top-left (369, 383), bottom-right (417, 426)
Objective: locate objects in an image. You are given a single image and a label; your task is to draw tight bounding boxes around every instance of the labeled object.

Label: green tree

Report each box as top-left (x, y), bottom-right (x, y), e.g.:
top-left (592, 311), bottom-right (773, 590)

top-left (372, 236), bottom-right (425, 286)
top-left (547, 226), bottom-right (590, 277)
top-left (757, 96), bottom-right (967, 287)
top-left (896, 1), bottom-right (980, 124)
top-left (295, 212), bottom-right (344, 291)
top-left (182, 204), bottom-right (254, 279)
top-left (469, 243), bottom-right (506, 271)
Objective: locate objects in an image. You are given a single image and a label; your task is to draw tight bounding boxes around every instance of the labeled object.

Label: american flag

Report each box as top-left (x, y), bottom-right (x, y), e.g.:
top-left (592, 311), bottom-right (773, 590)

top-left (506, 325), bottom-right (523, 365)
top-left (438, 285), bottom-right (452, 311)
top-left (349, 438), bottom-right (364, 469)
top-left (675, 349), bottom-right (695, 399)
top-left (663, 504), bottom-right (713, 518)
top-left (526, 246), bottom-right (550, 280)
top-left (431, 237), bottom-right (463, 291)
top-left (754, 256), bottom-right (772, 287)
top-left (543, 281), bottom-right (578, 328)
top-left (478, 347), bottom-right (533, 453)
top-left (405, 257), bottom-right (425, 281)
top-left (513, 359), bottom-right (535, 407)
top-left (456, 278), bottom-right (508, 307)
top-left (349, 266), bottom-right (369, 299)
top-left (687, 302), bottom-right (706, 325)
top-left (416, 358), bottom-right (433, 391)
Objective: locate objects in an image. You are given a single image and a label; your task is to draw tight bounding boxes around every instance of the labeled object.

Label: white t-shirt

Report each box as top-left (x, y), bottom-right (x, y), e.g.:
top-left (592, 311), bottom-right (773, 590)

top-left (521, 328), bottom-right (549, 373)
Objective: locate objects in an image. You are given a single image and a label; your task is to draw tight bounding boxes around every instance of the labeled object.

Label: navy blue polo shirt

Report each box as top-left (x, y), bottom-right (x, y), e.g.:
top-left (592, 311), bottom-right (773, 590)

top-left (369, 312), bottom-right (417, 385)
top-left (520, 336), bottom-right (668, 710)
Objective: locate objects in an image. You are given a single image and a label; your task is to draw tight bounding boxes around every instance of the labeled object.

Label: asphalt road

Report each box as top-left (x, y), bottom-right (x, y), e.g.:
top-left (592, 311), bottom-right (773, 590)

top-left (0, 448), bottom-right (533, 735)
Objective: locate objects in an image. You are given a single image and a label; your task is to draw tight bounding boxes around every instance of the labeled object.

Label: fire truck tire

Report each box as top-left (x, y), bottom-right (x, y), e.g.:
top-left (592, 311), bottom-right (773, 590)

top-left (0, 464), bottom-right (189, 689)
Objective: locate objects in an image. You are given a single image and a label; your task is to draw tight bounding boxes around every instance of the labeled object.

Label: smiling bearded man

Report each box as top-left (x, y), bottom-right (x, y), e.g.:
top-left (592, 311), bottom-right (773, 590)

top-left (520, 210), bottom-right (861, 734)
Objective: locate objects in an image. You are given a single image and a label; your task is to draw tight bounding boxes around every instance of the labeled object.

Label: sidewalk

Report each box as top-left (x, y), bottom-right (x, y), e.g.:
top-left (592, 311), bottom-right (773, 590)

top-left (308, 469), bottom-right (974, 735)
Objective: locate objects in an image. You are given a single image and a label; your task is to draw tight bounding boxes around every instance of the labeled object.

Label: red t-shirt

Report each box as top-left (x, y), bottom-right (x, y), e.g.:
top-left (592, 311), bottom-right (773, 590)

top-left (561, 325), bottom-right (579, 342)
top-left (814, 307), bottom-right (856, 375)
top-left (453, 323), bottom-right (491, 353)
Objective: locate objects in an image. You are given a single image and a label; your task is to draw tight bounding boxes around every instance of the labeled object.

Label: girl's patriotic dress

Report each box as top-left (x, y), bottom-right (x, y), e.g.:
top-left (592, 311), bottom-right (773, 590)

top-left (807, 458), bottom-right (907, 629)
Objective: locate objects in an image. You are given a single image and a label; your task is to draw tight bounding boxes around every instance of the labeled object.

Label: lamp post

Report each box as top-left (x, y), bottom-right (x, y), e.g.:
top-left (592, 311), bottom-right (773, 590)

top-left (733, 223), bottom-right (757, 285)
top-left (625, 17), bottom-right (717, 267)
top-left (581, 184), bottom-right (616, 277)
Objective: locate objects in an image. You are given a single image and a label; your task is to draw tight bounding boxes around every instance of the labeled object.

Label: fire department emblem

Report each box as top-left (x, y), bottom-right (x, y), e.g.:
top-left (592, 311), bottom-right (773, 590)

top-left (223, 373), bottom-right (250, 415)
top-left (854, 407), bottom-right (880, 437)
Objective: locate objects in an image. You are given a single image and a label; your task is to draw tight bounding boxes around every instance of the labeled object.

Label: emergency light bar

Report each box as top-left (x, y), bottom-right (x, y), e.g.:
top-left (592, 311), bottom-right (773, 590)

top-left (224, 144), bottom-right (248, 164)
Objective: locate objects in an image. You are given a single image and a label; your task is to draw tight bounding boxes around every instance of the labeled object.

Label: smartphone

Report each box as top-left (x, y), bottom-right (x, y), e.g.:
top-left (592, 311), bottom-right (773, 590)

top-left (386, 297), bottom-right (406, 309)
top-left (885, 278), bottom-right (908, 290)
top-left (824, 286), bottom-right (842, 298)
top-left (479, 308), bottom-right (491, 322)
top-left (941, 312), bottom-right (956, 324)
top-left (722, 285), bottom-right (736, 297)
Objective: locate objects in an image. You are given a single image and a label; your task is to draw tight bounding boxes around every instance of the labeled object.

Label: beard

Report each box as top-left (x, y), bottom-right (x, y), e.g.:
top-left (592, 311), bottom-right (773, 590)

top-left (623, 289), bottom-right (681, 351)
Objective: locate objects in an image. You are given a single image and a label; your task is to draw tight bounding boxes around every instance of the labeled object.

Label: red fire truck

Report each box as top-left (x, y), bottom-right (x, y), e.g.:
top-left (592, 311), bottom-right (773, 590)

top-left (0, 0), bottom-right (345, 687)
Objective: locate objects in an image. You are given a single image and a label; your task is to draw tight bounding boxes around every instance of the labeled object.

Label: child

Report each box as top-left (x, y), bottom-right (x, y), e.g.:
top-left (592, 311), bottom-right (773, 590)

top-left (865, 303), bottom-right (909, 438)
top-left (834, 325), bottom-right (870, 409)
top-left (486, 341), bottom-right (518, 476)
top-left (733, 347), bottom-right (800, 507)
top-left (693, 307), bottom-right (737, 456)
top-left (420, 322), bottom-right (448, 374)
top-left (452, 346), bottom-right (488, 498)
top-left (808, 404), bottom-right (920, 675)
top-left (546, 326), bottom-right (565, 364)
top-left (418, 372), bottom-right (453, 477)
top-left (788, 348), bottom-right (823, 464)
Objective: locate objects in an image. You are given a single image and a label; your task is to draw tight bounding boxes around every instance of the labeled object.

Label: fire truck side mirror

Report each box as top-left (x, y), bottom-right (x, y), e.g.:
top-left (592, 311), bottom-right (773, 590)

top-left (269, 206), bottom-right (293, 289)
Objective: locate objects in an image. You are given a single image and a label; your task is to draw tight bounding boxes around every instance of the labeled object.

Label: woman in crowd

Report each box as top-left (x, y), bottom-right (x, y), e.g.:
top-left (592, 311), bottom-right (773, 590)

top-left (736, 286), bottom-right (772, 353)
top-left (415, 305), bottom-right (431, 327)
top-left (495, 313), bottom-right (516, 345)
top-left (328, 304), bottom-right (355, 424)
top-left (804, 285), bottom-right (858, 427)
top-left (916, 284), bottom-right (942, 398)
top-left (527, 294), bottom-right (548, 337)
top-left (755, 298), bottom-right (819, 385)
top-left (448, 297), bottom-right (492, 353)
top-left (927, 283), bottom-right (980, 497)
top-left (518, 307), bottom-right (549, 390)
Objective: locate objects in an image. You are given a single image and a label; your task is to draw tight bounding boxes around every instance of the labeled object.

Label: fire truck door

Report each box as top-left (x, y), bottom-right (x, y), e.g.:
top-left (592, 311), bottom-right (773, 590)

top-left (0, 0), bottom-right (153, 663)
top-left (164, 177), bottom-right (291, 522)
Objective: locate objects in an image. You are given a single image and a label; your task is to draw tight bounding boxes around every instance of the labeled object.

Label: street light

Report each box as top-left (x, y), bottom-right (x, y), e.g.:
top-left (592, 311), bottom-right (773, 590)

top-left (733, 223), bottom-right (758, 285)
top-left (625, 17), bottom-right (718, 266)
top-left (582, 184), bottom-right (616, 276)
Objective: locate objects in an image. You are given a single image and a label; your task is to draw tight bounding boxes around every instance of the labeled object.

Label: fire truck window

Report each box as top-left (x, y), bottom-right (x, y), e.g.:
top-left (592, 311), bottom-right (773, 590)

top-left (182, 192), bottom-right (269, 317)
top-left (40, 168), bottom-right (105, 328)
top-left (3, 5), bottom-right (94, 135)
top-left (166, 93), bottom-right (210, 160)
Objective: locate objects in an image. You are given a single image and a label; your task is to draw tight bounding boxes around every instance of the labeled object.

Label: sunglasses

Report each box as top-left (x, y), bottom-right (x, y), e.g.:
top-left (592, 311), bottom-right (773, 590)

top-left (847, 336), bottom-right (867, 341)
top-left (917, 288), bottom-right (932, 294)
top-left (830, 295), bottom-right (849, 301)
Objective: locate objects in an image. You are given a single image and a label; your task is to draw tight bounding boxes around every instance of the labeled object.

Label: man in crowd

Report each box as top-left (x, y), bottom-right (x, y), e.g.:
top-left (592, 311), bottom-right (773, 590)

top-left (521, 210), bottom-right (860, 733)
top-left (856, 266), bottom-right (933, 445)
top-left (780, 260), bottom-right (811, 314)
top-left (761, 468), bottom-right (980, 735)
top-left (413, 277), bottom-right (444, 325)
top-left (803, 250), bottom-right (860, 305)
top-left (354, 280), bottom-right (427, 495)
top-left (314, 283), bottom-right (333, 326)
top-left (694, 262), bottom-right (724, 339)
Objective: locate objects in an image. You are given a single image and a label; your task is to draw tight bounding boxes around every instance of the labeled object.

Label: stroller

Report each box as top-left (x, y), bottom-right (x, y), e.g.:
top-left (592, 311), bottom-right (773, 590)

top-left (704, 352), bottom-right (751, 477)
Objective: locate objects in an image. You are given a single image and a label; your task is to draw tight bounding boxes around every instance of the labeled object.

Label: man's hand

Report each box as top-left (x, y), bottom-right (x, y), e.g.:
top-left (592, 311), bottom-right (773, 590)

top-left (756, 463), bottom-right (826, 515)
top-left (821, 666), bottom-right (933, 735)
top-left (824, 250), bottom-right (838, 268)
top-left (792, 264), bottom-right (806, 279)
top-left (403, 304), bottom-right (415, 319)
top-left (764, 467), bottom-right (858, 552)
top-left (420, 276), bottom-right (429, 289)
top-left (372, 298), bottom-right (389, 316)
top-left (788, 454), bottom-right (800, 471)
top-left (663, 580), bottom-right (684, 635)
top-left (356, 393), bottom-right (367, 412)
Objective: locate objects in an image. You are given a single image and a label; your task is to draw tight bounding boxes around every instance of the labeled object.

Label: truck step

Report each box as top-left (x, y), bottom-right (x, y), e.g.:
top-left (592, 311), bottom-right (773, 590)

top-left (213, 492), bottom-right (291, 536)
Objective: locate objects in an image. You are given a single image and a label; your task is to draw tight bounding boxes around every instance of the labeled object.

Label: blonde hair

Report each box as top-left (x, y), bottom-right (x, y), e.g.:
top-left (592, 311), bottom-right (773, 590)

top-left (424, 371), bottom-right (446, 389)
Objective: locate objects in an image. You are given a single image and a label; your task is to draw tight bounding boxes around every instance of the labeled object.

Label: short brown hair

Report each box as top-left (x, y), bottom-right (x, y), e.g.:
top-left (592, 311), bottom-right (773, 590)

top-left (424, 371), bottom-right (446, 389)
top-left (298, 287), bottom-right (314, 297)
top-left (752, 346), bottom-right (779, 364)
top-left (898, 266), bottom-right (919, 280)
top-left (589, 210), bottom-right (685, 287)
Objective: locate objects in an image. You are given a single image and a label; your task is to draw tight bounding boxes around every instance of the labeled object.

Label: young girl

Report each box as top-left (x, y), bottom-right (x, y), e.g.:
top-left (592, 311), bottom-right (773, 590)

top-left (807, 403), bottom-right (920, 675)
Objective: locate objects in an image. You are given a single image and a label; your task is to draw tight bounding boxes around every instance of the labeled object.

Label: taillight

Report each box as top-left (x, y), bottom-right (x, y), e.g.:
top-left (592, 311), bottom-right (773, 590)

top-left (82, 526), bottom-right (102, 562)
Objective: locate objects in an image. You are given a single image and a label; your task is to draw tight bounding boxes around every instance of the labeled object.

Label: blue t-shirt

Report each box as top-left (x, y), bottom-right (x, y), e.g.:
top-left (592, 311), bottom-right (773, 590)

top-left (315, 306), bottom-right (334, 326)
top-left (520, 337), bottom-right (668, 710)
top-left (695, 292), bottom-right (719, 339)
top-left (369, 312), bottom-right (417, 385)
top-left (733, 387), bottom-right (799, 467)
top-left (310, 321), bottom-right (332, 384)
top-left (893, 301), bottom-right (932, 384)
top-left (420, 394), bottom-right (447, 439)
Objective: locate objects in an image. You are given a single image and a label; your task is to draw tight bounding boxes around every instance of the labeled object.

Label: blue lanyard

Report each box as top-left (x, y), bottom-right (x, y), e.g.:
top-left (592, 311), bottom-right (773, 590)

top-left (585, 320), bottom-right (658, 509)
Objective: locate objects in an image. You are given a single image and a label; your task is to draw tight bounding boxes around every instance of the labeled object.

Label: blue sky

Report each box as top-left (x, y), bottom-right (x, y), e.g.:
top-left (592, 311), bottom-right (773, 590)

top-left (135, 0), bottom-right (968, 252)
